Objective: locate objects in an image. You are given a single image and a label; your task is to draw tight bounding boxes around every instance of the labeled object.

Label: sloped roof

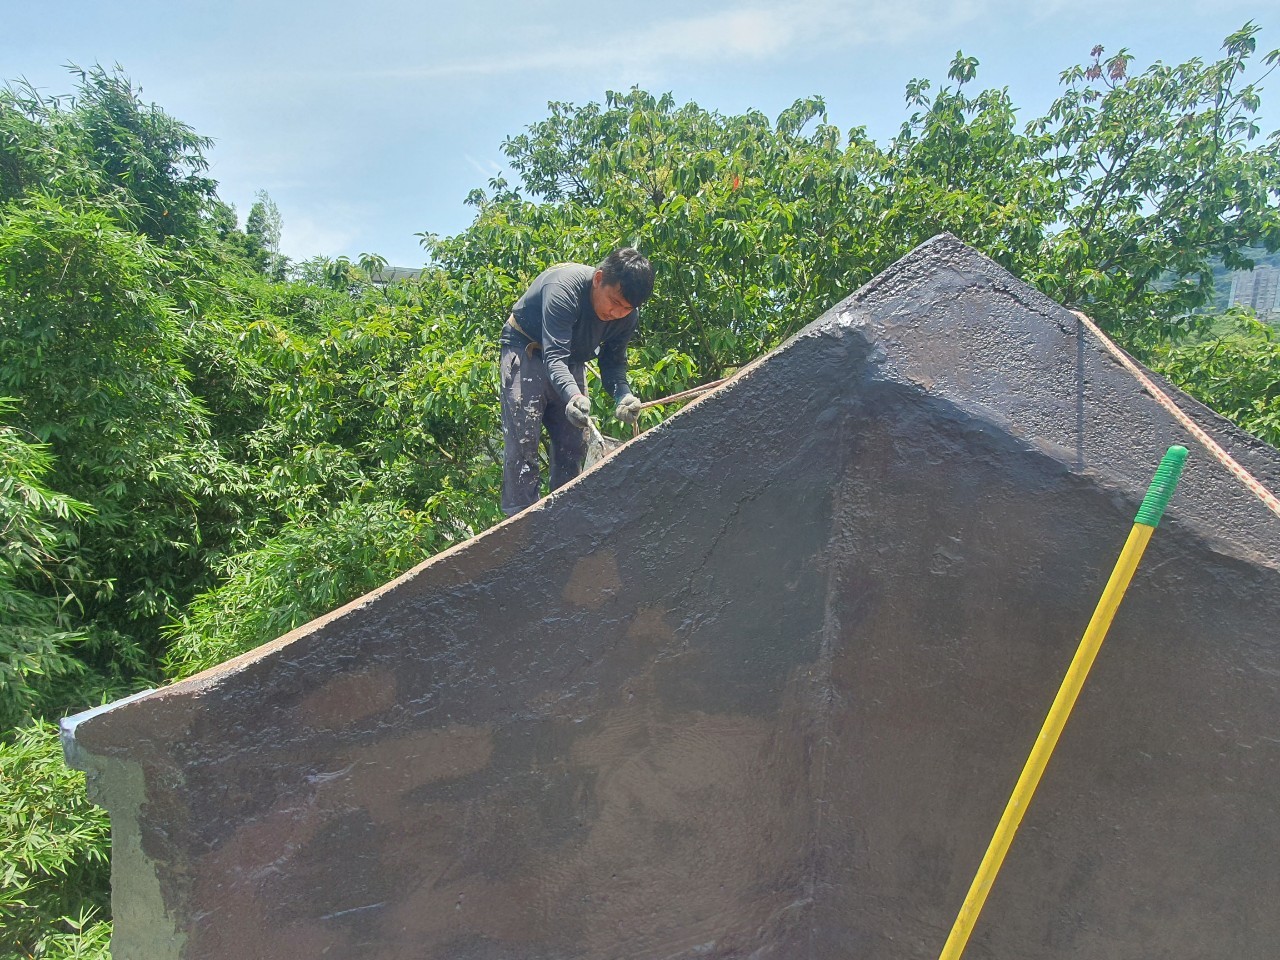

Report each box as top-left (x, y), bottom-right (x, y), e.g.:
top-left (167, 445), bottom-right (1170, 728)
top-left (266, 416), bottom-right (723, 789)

top-left (65, 235), bottom-right (1280, 959)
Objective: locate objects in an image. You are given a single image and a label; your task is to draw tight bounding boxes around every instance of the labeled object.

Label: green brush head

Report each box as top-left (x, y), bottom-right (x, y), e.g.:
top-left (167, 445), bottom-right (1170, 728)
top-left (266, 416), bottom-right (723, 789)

top-left (1134, 446), bottom-right (1189, 527)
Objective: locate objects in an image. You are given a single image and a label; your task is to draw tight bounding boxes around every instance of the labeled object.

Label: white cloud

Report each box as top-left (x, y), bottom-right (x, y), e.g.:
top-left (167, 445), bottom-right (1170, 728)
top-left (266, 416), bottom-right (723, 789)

top-left (783, 0), bottom-right (993, 48)
top-left (358, 0), bottom-right (1007, 83)
top-left (280, 213), bottom-right (363, 262)
top-left (631, 7), bottom-right (797, 61)
top-left (464, 153), bottom-right (503, 178)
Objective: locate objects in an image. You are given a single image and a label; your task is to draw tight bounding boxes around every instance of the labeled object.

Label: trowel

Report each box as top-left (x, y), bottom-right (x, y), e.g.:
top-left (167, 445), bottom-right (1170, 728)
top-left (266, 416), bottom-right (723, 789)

top-left (582, 418), bottom-right (624, 470)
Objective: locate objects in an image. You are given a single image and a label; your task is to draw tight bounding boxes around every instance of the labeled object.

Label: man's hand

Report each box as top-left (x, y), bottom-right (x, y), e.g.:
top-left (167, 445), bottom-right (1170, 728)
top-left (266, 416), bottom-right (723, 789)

top-left (566, 394), bottom-right (591, 429)
top-left (614, 392), bottom-right (641, 425)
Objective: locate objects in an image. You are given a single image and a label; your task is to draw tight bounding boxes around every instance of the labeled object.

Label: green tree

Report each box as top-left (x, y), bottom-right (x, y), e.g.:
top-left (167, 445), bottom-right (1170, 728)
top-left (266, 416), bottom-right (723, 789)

top-left (0, 723), bottom-right (111, 960)
top-left (164, 492), bottom-right (483, 679)
top-left (434, 88), bottom-right (881, 388)
top-left (245, 189), bottom-right (284, 278)
top-left (0, 404), bottom-right (94, 729)
top-left (873, 54), bottom-right (1055, 273)
top-left (1028, 25), bottom-right (1280, 333)
top-left (0, 65), bottom-right (218, 246)
top-left (1145, 310), bottom-right (1280, 446)
top-left (434, 26), bottom-right (1279, 430)
top-left (0, 197), bottom-right (240, 671)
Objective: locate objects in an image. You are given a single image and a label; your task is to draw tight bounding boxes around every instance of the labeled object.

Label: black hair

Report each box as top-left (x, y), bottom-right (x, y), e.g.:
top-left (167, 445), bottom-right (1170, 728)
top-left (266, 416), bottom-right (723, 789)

top-left (598, 247), bottom-right (655, 308)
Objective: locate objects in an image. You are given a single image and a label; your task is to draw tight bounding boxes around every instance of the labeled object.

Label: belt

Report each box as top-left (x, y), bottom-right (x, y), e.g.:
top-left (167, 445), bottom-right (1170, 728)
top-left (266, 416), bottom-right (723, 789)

top-left (507, 314), bottom-right (542, 357)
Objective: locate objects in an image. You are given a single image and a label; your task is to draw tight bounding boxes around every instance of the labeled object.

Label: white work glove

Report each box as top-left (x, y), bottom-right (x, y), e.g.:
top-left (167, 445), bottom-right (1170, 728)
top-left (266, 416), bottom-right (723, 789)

top-left (614, 392), bottom-right (641, 425)
top-left (565, 394), bottom-right (591, 429)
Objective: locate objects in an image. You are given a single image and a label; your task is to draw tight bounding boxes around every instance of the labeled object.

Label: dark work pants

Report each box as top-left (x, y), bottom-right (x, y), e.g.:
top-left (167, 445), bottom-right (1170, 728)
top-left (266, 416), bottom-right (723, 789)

top-left (500, 342), bottom-right (587, 516)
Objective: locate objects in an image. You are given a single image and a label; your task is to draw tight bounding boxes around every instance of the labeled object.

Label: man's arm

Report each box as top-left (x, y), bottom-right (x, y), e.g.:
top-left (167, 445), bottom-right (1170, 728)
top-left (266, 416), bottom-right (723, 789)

top-left (597, 313), bottom-right (638, 400)
top-left (539, 279), bottom-right (586, 403)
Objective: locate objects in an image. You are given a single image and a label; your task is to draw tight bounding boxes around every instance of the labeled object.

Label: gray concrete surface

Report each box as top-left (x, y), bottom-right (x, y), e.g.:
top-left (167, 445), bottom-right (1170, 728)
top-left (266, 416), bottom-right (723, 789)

top-left (64, 235), bottom-right (1280, 959)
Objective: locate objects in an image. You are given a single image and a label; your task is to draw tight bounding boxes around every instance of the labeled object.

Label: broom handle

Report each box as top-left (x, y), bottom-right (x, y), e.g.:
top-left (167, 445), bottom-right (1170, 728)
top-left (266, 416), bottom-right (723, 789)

top-left (937, 445), bottom-right (1188, 960)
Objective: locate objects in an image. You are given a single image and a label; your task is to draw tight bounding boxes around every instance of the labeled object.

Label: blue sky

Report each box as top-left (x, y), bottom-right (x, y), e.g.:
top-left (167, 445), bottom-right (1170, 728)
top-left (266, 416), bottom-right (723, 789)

top-left (4, 0), bottom-right (1270, 267)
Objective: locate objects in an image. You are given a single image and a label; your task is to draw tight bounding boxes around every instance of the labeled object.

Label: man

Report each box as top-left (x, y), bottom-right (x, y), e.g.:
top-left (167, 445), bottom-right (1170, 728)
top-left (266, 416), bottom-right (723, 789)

top-left (500, 247), bottom-right (655, 516)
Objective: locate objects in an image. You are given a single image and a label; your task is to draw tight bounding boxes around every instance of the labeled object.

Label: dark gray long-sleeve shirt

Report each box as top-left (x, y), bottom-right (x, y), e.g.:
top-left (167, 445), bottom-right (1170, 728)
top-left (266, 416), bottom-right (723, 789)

top-left (501, 263), bottom-right (638, 404)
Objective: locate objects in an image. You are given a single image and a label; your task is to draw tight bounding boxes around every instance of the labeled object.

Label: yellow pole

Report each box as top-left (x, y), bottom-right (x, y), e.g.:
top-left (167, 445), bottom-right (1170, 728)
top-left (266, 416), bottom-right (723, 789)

top-left (937, 446), bottom-right (1188, 960)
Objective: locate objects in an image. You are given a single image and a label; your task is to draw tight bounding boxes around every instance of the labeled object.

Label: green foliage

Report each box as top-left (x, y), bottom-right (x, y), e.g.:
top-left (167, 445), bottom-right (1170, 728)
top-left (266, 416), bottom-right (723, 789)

top-left (459, 88), bottom-right (878, 377)
top-left (434, 27), bottom-right (1279, 388)
top-left (244, 190), bottom-right (284, 278)
top-left (161, 270), bottom-right (507, 679)
top-left (163, 491), bottom-right (487, 679)
top-left (202, 282), bottom-right (500, 518)
top-left (0, 405), bottom-right (93, 729)
top-left (1146, 310), bottom-right (1280, 446)
top-left (19, 914), bottom-right (112, 960)
top-left (1, 65), bottom-right (217, 246)
top-left (0, 724), bottom-right (111, 960)
top-left (1029, 24), bottom-right (1280, 332)
top-left (0, 196), bottom-right (240, 664)
top-left (880, 53), bottom-right (1055, 272)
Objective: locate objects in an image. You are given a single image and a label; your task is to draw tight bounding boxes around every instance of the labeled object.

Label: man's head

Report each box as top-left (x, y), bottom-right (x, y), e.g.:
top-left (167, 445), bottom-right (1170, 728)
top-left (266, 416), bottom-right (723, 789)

top-left (591, 247), bottom-right (654, 321)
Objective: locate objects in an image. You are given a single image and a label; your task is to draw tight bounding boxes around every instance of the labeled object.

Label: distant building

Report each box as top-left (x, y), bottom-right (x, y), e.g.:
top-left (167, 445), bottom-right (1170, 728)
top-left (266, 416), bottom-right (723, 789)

top-left (369, 265), bottom-right (424, 288)
top-left (1227, 264), bottom-right (1280, 319)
